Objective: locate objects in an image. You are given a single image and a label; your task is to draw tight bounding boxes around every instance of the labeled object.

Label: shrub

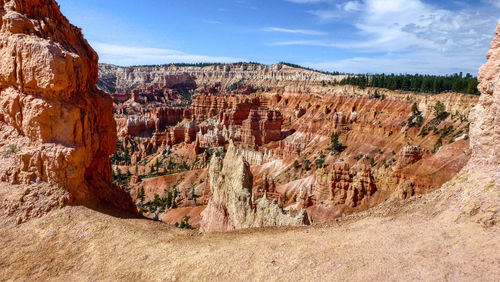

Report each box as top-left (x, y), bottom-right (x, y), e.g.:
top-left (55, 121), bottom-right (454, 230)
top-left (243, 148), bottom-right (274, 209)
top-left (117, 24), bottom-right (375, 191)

top-left (303, 159), bottom-right (311, 171)
top-left (293, 160), bottom-right (300, 169)
top-left (315, 152), bottom-right (326, 168)
top-left (227, 79), bottom-right (243, 92)
top-left (433, 137), bottom-right (443, 153)
top-left (370, 90), bottom-right (381, 99)
top-left (315, 157), bottom-right (325, 168)
top-left (4, 144), bottom-right (20, 155)
top-left (176, 216), bottom-right (194, 229)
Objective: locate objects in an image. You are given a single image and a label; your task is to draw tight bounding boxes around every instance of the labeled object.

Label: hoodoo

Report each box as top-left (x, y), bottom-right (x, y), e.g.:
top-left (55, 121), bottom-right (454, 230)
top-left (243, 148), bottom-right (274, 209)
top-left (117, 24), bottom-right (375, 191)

top-left (0, 0), bottom-right (130, 223)
top-left (200, 141), bottom-right (308, 232)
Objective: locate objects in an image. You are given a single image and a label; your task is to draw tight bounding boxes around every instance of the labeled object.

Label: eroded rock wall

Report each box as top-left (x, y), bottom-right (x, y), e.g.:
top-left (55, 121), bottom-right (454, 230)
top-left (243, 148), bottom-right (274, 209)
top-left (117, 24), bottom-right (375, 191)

top-left (98, 63), bottom-right (343, 96)
top-left (0, 0), bottom-right (130, 222)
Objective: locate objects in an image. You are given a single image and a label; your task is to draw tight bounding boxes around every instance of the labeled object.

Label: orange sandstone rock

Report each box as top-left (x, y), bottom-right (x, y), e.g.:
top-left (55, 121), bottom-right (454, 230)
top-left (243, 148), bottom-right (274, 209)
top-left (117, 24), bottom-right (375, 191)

top-left (0, 0), bottom-right (131, 222)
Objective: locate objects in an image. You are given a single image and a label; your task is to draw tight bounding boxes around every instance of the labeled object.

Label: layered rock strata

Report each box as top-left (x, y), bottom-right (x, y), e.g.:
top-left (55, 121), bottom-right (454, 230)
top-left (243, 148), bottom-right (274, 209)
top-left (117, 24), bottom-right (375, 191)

top-left (125, 93), bottom-right (283, 153)
top-left (314, 163), bottom-right (376, 208)
top-left (0, 0), bottom-right (130, 222)
top-left (394, 146), bottom-right (424, 170)
top-left (98, 63), bottom-right (343, 96)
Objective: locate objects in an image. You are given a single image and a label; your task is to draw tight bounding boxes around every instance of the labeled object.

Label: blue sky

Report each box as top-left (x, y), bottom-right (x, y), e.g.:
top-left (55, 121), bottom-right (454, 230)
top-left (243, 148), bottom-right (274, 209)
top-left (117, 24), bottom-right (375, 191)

top-left (57, 0), bottom-right (500, 75)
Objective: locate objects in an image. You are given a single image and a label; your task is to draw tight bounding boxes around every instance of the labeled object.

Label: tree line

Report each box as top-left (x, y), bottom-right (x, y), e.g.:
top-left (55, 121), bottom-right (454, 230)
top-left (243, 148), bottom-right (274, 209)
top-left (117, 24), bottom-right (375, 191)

top-left (278, 62), bottom-right (343, 75)
top-left (338, 73), bottom-right (479, 95)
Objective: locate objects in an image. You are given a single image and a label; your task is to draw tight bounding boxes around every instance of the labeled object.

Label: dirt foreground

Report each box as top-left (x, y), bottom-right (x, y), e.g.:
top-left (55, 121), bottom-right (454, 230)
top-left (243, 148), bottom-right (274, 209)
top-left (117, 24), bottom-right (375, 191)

top-left (1, 173), bottom-right (498, 281)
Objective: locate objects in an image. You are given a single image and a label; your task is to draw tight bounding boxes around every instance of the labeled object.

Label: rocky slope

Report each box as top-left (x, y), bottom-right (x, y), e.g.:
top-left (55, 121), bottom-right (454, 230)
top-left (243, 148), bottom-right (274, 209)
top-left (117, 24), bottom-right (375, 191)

top-left (0, 0), bottom-right (131, 223)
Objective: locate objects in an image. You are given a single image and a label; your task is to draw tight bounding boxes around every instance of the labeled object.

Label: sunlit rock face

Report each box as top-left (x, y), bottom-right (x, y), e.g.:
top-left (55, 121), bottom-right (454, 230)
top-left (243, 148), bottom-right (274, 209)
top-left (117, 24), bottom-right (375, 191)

top-left (468, 21), bottom-right (500, 170)
top-left (200, 141), bottom-right (308, 232)
top-left (0, 0), bottom-right (131, 223)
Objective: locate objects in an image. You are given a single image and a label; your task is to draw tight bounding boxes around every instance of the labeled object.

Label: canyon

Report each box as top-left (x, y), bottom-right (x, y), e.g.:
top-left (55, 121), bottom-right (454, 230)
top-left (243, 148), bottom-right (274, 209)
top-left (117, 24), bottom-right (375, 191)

top-left (101, 61), bottom-right (477, 227)
top-left (0, 0), bottom-right (498, 280)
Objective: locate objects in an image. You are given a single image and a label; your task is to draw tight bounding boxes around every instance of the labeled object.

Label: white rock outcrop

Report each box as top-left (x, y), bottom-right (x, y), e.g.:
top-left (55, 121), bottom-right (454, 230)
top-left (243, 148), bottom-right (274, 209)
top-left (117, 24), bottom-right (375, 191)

top-left (200, 141), bottom-right (308, 232)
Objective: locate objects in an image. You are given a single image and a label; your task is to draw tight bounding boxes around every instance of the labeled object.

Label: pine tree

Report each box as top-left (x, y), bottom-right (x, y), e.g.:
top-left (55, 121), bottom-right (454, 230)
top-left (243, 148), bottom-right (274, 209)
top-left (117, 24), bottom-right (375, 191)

top-left (434, 101), bottom-right (446, 120)
top-left (330, 132), bottom-right (343, 153)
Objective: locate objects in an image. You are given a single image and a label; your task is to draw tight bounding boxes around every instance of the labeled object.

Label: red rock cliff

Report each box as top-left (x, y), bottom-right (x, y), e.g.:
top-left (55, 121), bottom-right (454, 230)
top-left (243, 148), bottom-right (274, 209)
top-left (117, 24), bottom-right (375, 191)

top-left (0, 0), bottom-right (130, 221)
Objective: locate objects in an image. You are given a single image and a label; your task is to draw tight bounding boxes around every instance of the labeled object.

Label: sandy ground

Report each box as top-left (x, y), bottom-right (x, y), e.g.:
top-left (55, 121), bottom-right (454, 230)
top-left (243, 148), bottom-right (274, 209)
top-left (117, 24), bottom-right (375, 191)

top-left (0, 175), bottom-right (499, 281)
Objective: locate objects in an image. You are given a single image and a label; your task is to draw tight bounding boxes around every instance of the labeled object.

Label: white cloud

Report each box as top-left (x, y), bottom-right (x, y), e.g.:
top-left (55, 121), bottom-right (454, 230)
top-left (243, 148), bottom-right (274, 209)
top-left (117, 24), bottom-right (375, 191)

top-left (307, 9), bottom-right (341, 21)
top-left (92, 42), bottom-right (245, 66)
top-left (203, 20), bottom-right (222, 24)
top-left (276, 0), bottom-right (498, 73)
top-left (342, 1), bottom-right (362, 12)
top-left (304, 49), bottom-right (486, 75)
top-left (263, 27), bottom-right (326, 35)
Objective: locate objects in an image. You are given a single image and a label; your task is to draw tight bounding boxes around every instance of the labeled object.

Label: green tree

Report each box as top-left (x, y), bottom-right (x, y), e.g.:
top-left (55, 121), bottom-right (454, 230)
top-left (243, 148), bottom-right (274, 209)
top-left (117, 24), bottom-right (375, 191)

top-left (293, 160), bottom-right (300, 169)
top-left (315, 153), bottom-right (326, 168)
top-left (330, 132), bottom-right (344, 153)
top-left (166, 190), bottom-right (173, 208)
top-left (434, 101), bottom-right (447, 120)
top-left (137, 187), bottom-right (145, 203)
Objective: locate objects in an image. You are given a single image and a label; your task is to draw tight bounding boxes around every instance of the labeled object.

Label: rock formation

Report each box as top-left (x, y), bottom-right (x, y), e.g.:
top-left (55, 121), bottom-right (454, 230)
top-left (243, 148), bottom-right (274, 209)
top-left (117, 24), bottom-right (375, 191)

top-left (394, 146), bottom-right (424, 170)
top-left (98, 63), bottom-right (342, 98)
top-left (240, 109), bottom-right (282, 148)
top-left (469, 21), bottom-right (500, 170)
top-left (439, 21), bottom-right (500, 227)
top-left (314, 163), bottom-right (376, 208)
top-left (252, 174), bottom-right (282, 206)
top-left (0, 0), bottom-right (130, 222)
top-left (200, 141), bottom-right (308, 232)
